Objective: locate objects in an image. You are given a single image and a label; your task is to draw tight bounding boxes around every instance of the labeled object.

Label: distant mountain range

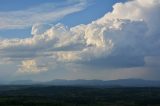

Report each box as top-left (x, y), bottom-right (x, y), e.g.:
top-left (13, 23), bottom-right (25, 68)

top-left (7, 79), bottom-right (160, 87)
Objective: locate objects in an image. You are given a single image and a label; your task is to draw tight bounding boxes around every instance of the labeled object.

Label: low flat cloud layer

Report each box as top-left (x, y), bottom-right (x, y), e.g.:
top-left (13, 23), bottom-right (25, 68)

top-left (0, 0), bottom-right (160, 80)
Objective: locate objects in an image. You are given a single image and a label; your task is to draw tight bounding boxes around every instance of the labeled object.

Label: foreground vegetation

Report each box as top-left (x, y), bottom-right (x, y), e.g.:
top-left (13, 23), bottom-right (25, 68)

top-left (0, 85), bottom-right (160, 106)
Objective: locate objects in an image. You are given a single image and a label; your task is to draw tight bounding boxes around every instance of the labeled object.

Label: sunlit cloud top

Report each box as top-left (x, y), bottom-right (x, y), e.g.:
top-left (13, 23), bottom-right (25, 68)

top-left (0, 0), bottom-right (160, 81)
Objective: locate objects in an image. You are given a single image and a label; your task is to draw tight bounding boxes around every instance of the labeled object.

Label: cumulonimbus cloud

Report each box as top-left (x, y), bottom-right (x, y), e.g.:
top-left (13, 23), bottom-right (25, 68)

top-left (0, 0), bottom-right (160, 73)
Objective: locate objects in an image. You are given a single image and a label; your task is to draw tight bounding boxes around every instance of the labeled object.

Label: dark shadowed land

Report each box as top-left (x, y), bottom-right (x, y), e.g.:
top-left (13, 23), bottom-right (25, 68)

top-left (0, 86), bottom-right (160, 106)
top-left (0, 79), bottom-right (160, 106)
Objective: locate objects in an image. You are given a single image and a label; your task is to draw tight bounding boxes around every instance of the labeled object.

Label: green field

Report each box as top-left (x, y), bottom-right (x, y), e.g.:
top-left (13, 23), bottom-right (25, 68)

top-left (0, 86), bottom-right (160, 106)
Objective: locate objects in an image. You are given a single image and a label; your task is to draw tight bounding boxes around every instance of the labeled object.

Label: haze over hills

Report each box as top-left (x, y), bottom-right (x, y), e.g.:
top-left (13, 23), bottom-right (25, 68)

top-left (5, 79), bottom-right (160, 87)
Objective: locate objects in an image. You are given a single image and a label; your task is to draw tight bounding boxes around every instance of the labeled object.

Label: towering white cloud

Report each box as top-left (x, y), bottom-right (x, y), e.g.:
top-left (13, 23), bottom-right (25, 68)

top-left (0, 0), bottom-right (160, 74)
top-left (98, 0), bottom-right (160, 34)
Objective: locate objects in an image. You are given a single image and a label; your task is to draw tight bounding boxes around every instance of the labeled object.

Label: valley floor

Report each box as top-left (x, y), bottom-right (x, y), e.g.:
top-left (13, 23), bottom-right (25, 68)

top-left (0, 86), bottom-right (160, 106)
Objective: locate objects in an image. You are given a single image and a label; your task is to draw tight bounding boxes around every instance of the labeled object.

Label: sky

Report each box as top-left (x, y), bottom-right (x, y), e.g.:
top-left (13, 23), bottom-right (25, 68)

top-left (0, 0), bottom-right (160, 82)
